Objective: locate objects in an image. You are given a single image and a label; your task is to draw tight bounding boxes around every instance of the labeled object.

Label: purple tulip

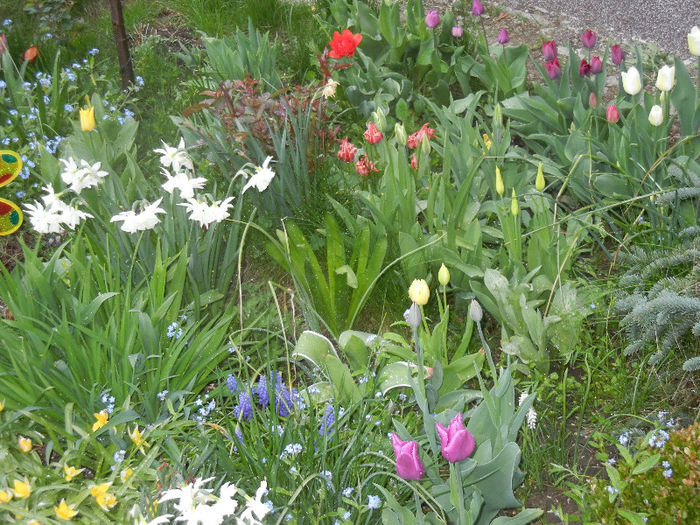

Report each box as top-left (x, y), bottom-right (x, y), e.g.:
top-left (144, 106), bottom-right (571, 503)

top-left (542, 40), bottom-right (557, 61)
top-left (435, 413), bottom-right (475, 463)
top-left (590, 56), bottom-right (602, 74)
top-left (610, 44), bottom-right (625, 66)
top-left (452, 26), bottom-right (464, 38)
top-left (391, 434), bottom-right (425, 480)
top-left (581, 29), bottom-right (597, 49)
top-left (425, 10), bottom-right (440, 29)
top-left (497, 28), bottom-right (509, 44)
top-left (471, 0), bottom-right (484, 16)
top-left (544, 58), bottom-right (561, 79)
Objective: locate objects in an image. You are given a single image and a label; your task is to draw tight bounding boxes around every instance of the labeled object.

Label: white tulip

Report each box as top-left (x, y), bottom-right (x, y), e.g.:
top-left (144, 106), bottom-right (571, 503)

top-left (621, 66), bottom-right (642, 96)
top-left (655, 65), bottom-right (675, 92)
top-left (689, 26), bottom-right (700, 56)
top-left (648, 105), bottom-right (663, 126)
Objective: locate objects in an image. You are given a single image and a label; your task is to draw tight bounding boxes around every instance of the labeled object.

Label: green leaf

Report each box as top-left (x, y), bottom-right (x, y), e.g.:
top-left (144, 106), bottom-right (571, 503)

top-left (335, 265), bottom-right (358, 289)
top-left (631, 453), bottom-right (660, 475)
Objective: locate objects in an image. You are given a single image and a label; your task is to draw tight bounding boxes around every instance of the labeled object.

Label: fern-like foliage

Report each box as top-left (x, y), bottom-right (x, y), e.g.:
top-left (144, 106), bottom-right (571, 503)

top-left (615, 232), bottom-right (700, 372)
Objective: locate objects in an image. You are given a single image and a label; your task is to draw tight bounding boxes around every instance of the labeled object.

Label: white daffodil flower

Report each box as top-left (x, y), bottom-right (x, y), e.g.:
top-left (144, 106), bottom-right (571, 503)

top-left (240, 156), bottom-right (276, 194)
top-left (110, 198), bottom-right (166, 233)
top-left (24, 201), bottom-right (64, 234)
top-left (179, 196), bottom-right (234, 228)
top-left (154, 138), bottom-right (193, 173)
top-left (161, 168), bottom-right (207, 200)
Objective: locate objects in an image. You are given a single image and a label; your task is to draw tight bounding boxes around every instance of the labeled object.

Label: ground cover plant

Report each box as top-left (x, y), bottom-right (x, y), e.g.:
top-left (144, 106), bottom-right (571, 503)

top-left (0, 0), bottom-right (699, 524)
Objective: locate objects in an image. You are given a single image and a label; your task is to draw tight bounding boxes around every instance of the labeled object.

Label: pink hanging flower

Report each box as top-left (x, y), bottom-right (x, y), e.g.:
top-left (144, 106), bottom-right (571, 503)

top-left (363, 122), bottom-right (383, 145)
top-left (355, 155), bottom-right (378, 176)
top-left (337, 137), bottom-right (357, 162)
top-left (407, 123), bottom-right (435, 149)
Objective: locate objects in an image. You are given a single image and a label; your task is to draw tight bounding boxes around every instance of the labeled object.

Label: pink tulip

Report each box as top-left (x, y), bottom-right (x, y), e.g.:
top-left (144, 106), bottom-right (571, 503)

top-left (606, 104), bottom-right (620, 123)
top-left (452, 26), bottom-right (464, 38)
top-left (610, 44), bottom-right (625, 66)
top-left (497, 28), bottom-right (509, 44)
top-left (590, 56), bottom-right (602, 74)
top-left (589, 92), bottom-right (598, 108)
top-left (544, 58), bottom-right (561, 79)
top-left (391, 434), bottom-right (425, 480)
top-left (425, 10), bottom-right (440, 29)
top-left (363, 121), bottom-right (383, 145)
top-left (581, 29), bottom-right (597, 49)
top-left (436, 413), bottom-right (475, 463)
top-left (542, 40), bottom-right (557, 61)
top-left (471, 0), bottom-right (484, 16)
top-left (337, 137), bottom-right (357, 162)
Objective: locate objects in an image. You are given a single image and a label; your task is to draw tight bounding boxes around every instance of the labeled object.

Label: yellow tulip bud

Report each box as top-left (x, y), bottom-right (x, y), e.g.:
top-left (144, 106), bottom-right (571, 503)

top-left (495, 166), bottom-right (504, 196)
top-left (18, 436), bottom-right (32, 453)
top-left (482, 133), bottom-right (492, 150)
top-left (535, 162), bottom-right (545, 191)
top-left (511, 189), bottom-right (519, 216)
top-left (438, 263), bottom-right (450, 286)
top-left (408, 279), bottom-right (430, 306)
top-left (12, 479), bottom-right (30, 499)
top-left (80, 96), bottom-right (96, 132)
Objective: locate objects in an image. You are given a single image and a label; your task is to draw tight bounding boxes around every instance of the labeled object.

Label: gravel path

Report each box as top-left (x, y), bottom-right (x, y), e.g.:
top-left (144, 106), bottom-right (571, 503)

top-left (491, 0), bottom-right (700, 60)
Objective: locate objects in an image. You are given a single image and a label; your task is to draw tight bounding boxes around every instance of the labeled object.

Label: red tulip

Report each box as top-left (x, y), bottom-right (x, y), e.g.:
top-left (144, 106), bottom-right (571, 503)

top-left (407, 123), bottom-right (435, 149)
top-left (22, 45), bottom-right (38, 63)
top-left (606, 104), bottom-right (620, 123)
top-left (590, 56), bottom-right (602, 74)
top-left (337, 137), bottom-right (357, 162)
top-left (610, 44), bottom-right (625, 66)
top-left (544, 58), bottom-right (561, 79)
top-left (579, 59), bottom-right (591, 77)
top-left (542, 41), bottom-right (557, 61)
top-left (355, 155), bottom-right (378, 176)
top-left (581, 29), bottom-right (597, 49)
top-left (363, 122), bottom-right (383, 145)
top-left (329, 29), bottom-right (362, 59)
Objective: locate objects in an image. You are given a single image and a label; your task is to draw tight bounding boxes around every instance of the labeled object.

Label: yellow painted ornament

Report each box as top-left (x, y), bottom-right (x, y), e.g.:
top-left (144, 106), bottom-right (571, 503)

top-left (0, 150), bottom-right (23, 235)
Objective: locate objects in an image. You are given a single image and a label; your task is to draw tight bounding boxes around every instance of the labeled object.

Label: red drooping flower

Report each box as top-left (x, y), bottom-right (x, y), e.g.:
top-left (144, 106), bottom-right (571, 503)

top-left (544, 58), bottom-right (561, 79)
top-left (407, 123), bottom-right (435, 149)
top-left (410, 153), bottom-right (419, 170)
top-left (22, 45), bottom-right (38, 63)
top-left (337, 137), bottom-right (357, 162)
top-left (578, 58), bottom-right (591, 77)
top-left (363, 122), bottom-right (383, 145)
top-left (355, 155), bottom-right (378, 177)
top-left (329, 29), bottom-right (362, 59)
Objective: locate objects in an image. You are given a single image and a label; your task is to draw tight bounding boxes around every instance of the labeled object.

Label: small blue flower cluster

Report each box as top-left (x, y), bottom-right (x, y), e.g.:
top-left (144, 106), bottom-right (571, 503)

top-left (166, 321), bottom-right (183, 339)
top-left (648, 429), bottom-right (670, 449)
top-left (662, 460), bottom-right (673, 478)
top-left (100, 390), bottom-right (115, 414)
top-left (193, 394), bottom-right (216, 424)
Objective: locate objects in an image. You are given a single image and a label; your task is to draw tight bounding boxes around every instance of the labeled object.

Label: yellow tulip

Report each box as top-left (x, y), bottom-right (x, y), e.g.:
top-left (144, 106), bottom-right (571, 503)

top-left (64, 465), bottom-right (84, 482)
top-left (92, 410), bottom-right (109, 432)
top-left (408, 279), bottom-right (430, 306)
top-left (18, 436), bottom-right (32, 453)
top-left (79, 98), bottom-right (96, 132)
top-left (510, 189), bottom-right (519, 216)
top-left (120, 468), bottom-right (133, 483)
top-left (0, 489), bottom-right (12, 504)
top-left (12, 478), bottom-right (30, 499)
top-left (90, 483), bottom-right (111, 499)
top-left (495, 166), bottom-right (504, 196)
top-left (535, 162), bottom-right (545, 192)
top-left (96, 492), bottom-right (117, 511)
top-left (55, 499), bottom-right (78, 520)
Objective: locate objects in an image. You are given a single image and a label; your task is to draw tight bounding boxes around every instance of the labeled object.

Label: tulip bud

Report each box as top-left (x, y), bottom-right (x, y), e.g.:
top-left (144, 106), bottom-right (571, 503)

top-left (471, 0), bottom-right (484, 16)
top-left (420, 133), bottom-right (431, 155)
top-left (410, 152), bottom-right (419, 170)
top-left (438, 263), bottom-right (450, 286)
top-left (407, 302), bottom-right (421, 329)
top-left (655, 65), bottom-right (675, 92)
top-left (510, 188), bottom-right (519, 216)
top-left (371, 107), bottom-right (387, 132)
top-left (610, 44), bottom-right (625, 66)
top-left (535, 162), bottom-right (545, 191)
top-left (394, 122), bottom-right (407, 146)
top-left (689, 26), bottom-right (700, 56)
top-left (589, 92), bottom-right (598, 108)
top-left (648, 105), bottom-right (663, 126)
top-left (80, 97), bottom-right (96, 132)
top-left (606, 104), bottom-right (620, 123)
top-left (621, 66), bottom-right (642, 96)
top-left (469, 299), bottom-right (483, 322)
top-left (408, 279), bottom-right (430, 306)
top-left (451, 26), bottom-right (464, 38)
top-left (497, 28), bottom-right (510, 44)
top-left (590, 56), bottom-right (602, 74)
top-left (495, 166), bottom-right (505, 196)
top-left (492, 103), bottom-right (503, 129)
top-left (542, 41), bottom-right (557, 61)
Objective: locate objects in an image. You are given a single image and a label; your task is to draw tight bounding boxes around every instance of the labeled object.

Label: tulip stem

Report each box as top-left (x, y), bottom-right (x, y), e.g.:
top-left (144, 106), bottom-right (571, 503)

top-left (450, 462), bottom-right (469, 525)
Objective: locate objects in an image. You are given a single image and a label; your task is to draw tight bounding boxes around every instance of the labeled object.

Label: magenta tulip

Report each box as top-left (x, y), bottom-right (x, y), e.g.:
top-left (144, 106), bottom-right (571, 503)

top-left (544, 58), bottom-right (561, 79)
top-left (606, 104), bottom-right (620, 123)
top-left (542, 40), bottom-right (557, 61)
top-left (391, 434), bottom-right (425, 480)
top-left (497, 28), bottom-right (509, 44)
top-left (471, 0), bottom-right (484, 16)
top-left (590, 56), bottom-right (602, 74)
top-left (425, 10), bottom-right (440, 29)
top-left (436, 413), bottom-right (475, 463)
top-left (581, 29), bottom-right (597, 49)
top-left (452, 26), bottom-right (464, 38)
top-left (610, 44), bottom-right (625, 66)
